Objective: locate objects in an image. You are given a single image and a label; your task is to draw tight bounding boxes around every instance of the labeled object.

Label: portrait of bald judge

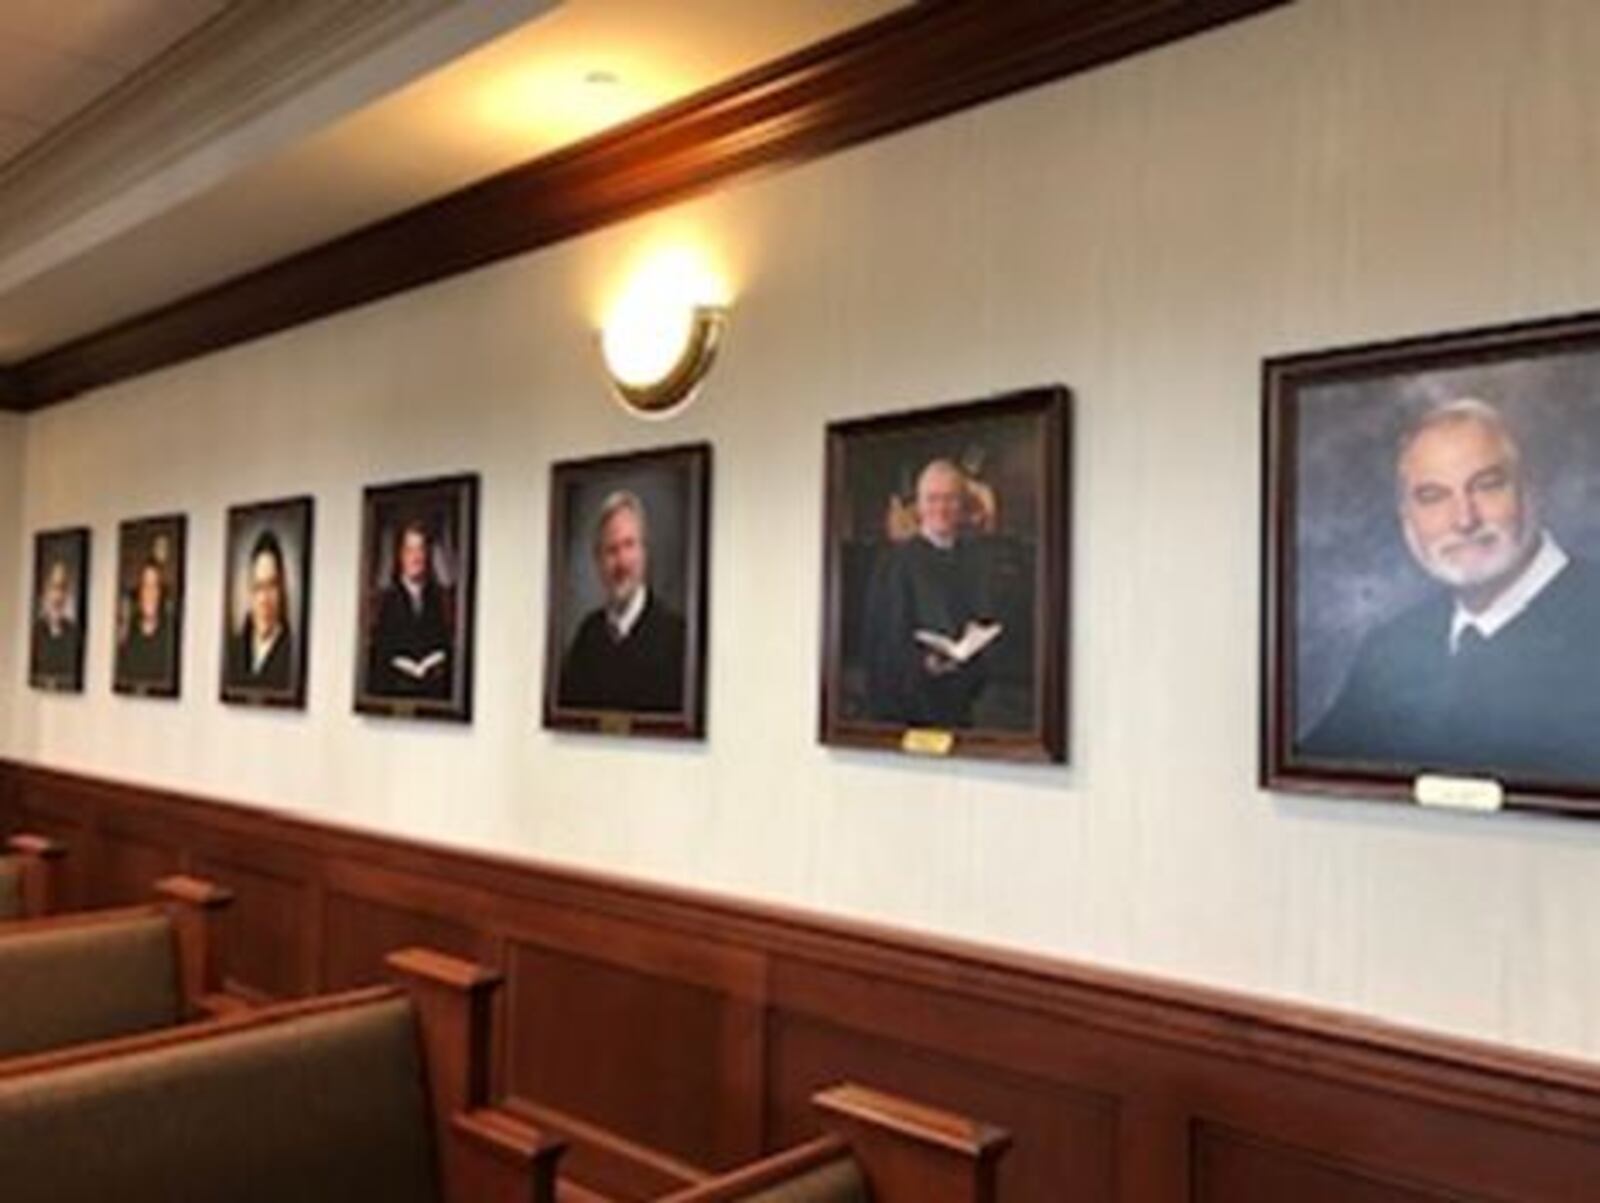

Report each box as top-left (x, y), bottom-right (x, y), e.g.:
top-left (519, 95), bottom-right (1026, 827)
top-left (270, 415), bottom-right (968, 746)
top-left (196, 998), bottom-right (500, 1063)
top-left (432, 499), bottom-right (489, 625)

top-left (557, 490), bottom-right (687, 713)
top-left (1301, 398), bottom-right (1600, 781)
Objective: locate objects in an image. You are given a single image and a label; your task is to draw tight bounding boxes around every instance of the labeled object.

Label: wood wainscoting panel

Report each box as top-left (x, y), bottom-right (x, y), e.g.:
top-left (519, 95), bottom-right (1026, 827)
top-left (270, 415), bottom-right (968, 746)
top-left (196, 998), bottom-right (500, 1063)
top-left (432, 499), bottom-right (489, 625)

top-left (768, 1009), bottom-right (1119, 1203)
top-left (1192, 1124), bottom-right (1477, 1202)
top-left (189, 850), bottom-right (315, 999)
top-left (5, 758), bottom-right (1600, 1203)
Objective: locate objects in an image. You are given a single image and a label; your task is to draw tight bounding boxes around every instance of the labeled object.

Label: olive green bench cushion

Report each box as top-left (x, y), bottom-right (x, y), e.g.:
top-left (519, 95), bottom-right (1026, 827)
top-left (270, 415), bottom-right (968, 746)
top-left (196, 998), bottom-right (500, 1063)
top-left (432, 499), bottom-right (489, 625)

top-left (738, 1159), bottom-right (868, 1203)
top-left (0, 995), bottom-right (439, 1203)
top-left (0, 857), bottom-right (20, 920)
top-left (0, 912), bottom-right (181, 1059)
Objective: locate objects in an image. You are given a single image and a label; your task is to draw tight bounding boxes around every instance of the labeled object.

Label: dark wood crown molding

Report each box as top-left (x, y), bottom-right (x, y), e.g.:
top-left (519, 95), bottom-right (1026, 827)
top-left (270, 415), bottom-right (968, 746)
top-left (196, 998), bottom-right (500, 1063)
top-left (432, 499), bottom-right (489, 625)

top-left (0, 0), bottom-right (1290, 412)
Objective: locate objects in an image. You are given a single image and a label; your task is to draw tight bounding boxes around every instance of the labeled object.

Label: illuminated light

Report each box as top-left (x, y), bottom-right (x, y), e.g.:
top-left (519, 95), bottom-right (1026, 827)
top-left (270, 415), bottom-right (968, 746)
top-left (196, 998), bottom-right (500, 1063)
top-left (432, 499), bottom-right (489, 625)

top-left (599, 247), bottom-right (729, 418)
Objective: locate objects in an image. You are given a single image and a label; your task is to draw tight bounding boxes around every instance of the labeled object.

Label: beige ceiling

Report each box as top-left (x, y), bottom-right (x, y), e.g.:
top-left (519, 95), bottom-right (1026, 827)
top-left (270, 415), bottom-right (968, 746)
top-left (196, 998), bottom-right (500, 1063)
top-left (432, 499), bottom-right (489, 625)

top-left (0, 0), bottom-right (906, 362)
top-left (0, 0), bottom-right (233, 167)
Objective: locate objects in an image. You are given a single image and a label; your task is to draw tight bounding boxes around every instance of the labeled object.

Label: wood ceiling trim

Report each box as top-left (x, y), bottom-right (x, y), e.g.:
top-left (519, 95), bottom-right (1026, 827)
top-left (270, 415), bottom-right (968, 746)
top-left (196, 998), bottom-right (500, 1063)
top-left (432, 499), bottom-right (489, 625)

top-left (2, 0), bottom-right (1291, 411)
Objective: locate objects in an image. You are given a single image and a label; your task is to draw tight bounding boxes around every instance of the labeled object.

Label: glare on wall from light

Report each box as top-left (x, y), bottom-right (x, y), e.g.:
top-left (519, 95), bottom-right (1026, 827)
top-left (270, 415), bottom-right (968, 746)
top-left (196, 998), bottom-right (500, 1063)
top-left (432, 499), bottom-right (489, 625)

top-left (475, 60), bottom-right (675, 148)
top-left (599, 244), bottom-right (730, 417)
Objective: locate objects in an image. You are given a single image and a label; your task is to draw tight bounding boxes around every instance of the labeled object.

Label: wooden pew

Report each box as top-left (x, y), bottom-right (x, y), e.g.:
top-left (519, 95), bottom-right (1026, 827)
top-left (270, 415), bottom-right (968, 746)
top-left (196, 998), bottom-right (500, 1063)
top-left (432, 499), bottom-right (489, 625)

top-left (0, 873), bottom-right (238, 1061)
top-left (0, 833), bottom-right (66, 919)
top-left (0, 945), bottom-right (565, 1203)
top-left (657, 1085), bottom-right (1010, 1203)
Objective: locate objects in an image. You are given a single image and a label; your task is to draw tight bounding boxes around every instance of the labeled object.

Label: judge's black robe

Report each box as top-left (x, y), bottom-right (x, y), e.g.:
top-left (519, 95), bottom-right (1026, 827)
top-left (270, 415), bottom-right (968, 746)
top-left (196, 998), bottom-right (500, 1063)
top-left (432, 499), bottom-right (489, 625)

top-left (367, 580), bottom-right (453, 700)
top-left (558, 593), bottom-right (686, 713)
top-left (227, 619), bottom-right (293, 692)
top-left (31, 618), bottom-right (80, 683)
top-left (1300, 558), bottom-right (1600, 782)
top-left (117, 617), bottom-right (175, 688)
top-left (862, 535), bottom-right (998, 728)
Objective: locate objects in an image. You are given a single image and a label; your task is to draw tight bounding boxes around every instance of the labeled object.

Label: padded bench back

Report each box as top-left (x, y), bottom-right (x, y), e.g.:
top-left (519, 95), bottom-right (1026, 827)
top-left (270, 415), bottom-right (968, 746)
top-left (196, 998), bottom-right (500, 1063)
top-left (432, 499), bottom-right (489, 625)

top-left (737, 1159), bottom-right (868, 1203)
top-left (0, 994), bottom-right (439, 1203)
top-left (0, 856), bottom-right (20, 920)
top-left (0, 911), bottom-right (181, 1059)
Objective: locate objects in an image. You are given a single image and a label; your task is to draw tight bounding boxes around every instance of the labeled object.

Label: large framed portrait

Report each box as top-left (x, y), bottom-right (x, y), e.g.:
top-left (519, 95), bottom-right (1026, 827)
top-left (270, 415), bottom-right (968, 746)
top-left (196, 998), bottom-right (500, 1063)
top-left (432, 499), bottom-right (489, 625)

top-left (1263, 311), bottom-right (1600, 816)
top-left (543, 443), bottom-right (710, 739)
top-left (354, 474), bottom-right (477, 722)
top-left (29, 527), bottom-right (89, 693)
top-left (113, 514), bottom-right (186, 699)
top-left (821, 386), bottom-right (1071, 763)
top-left (220, 496), bottom-right (313, 708)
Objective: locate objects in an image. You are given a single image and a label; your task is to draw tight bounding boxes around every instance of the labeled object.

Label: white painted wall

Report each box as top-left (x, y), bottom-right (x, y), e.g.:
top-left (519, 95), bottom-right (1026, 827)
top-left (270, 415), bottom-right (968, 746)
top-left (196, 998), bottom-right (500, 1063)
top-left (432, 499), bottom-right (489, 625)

top-left (9, 0), bottom-right (1600, 1060)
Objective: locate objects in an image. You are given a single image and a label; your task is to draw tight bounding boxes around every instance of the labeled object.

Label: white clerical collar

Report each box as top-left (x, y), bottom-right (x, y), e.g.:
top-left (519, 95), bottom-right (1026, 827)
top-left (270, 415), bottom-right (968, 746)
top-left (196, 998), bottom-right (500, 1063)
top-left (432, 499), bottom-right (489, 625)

top-left (1450, 531), bottom-right (1568, 653)
top-left (919, 529), bottom-right (956, 551)
top-left (608, 586), bottom-right (648, 641)
top-left (251, 626), bottom-right (282, 674)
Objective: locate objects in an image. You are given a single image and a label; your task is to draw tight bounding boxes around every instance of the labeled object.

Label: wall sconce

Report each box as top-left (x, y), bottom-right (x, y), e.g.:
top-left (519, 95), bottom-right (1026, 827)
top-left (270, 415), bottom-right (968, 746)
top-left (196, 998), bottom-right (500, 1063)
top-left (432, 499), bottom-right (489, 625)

top-left (598, 251), bottom-right (728, 417)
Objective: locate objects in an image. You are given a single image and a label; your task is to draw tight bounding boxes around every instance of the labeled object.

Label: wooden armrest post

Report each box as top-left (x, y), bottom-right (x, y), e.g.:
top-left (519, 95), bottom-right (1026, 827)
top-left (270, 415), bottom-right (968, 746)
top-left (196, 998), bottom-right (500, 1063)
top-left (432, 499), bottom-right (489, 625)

top-left (814, 1084), bottom-right (1012, 1203)
top-left (388, 948), bottom-right (563, 1203)
top-left (155, 875), bottom-right (234, 1014)
top-left (7, 833), bottom-right (66, 917)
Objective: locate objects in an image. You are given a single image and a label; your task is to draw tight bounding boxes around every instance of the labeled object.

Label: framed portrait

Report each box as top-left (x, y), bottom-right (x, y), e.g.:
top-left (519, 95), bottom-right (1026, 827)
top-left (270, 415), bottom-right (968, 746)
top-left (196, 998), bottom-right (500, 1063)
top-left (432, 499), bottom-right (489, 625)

top-left (1263, 310), bottom-right (1600, 816)
top-left (220, 496), bottom-right (313, 708)
top-left (821, 386), bottom-right (1071, 763)
top-left (543, 443), bottom-right (710, 739)
top-left (29, 527), bottom-right (89, 693)
top-left (354, 474), bottom-right (477, 722)
top-left (113, 514), bottom-right (186, 699)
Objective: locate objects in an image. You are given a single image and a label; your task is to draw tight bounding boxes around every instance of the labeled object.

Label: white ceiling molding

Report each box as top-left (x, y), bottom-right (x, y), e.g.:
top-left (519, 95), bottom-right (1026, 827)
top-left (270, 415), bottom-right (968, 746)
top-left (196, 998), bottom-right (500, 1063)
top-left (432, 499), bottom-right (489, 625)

top-left (0, 0), bottom-right (553, 292)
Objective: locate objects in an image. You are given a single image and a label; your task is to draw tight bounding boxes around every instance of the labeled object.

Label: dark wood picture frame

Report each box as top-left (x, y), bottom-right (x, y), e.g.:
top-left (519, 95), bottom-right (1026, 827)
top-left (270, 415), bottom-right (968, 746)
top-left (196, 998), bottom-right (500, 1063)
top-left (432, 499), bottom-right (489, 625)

top-left (821, 386), bottom-right (1070, 763)
top-left (112, 513), bottom-right (186, 699)
top-left (28, 526), bottom-right (90, 693)
top-left (1263, 309), bottom-right (1600, 817)
top-left (543, 443), bottom-right (711, 740)
top-left (220, 496), bottom-right (314, 710)
top-left (353, 474), bottom-right (478, 723)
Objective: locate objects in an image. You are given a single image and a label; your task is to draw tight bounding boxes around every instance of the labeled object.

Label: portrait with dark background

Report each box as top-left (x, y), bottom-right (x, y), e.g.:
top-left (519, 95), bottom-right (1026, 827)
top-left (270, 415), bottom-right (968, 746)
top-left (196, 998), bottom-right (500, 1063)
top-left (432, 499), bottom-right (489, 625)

top-left (355, 475), bottom-right (477, 722)
top-left (1265, 313), bottom-right (1600, 812)
top-left (113, 514), bottom-right (186, 698)
top-left (29, 527), bottom-right (89, 692)
top-left (822, 387), bottom-right (1069, 763)
top-left (543, 443), bottom-right (709, 739)
top-left (221, 496), bottom-right (313, 708)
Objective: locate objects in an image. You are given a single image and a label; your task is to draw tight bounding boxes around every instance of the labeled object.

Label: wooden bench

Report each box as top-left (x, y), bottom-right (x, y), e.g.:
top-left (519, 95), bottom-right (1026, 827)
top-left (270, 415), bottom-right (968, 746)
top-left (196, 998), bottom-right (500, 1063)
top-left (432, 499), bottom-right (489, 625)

top-left (0, 946), bottom-right (564, 1203)
top-left (0, 874), bottom-right (236, 1061)
top-left (0, 834), bottom-right (65, 919)
top-left (657, 1085), bottom-right (1010, 1203)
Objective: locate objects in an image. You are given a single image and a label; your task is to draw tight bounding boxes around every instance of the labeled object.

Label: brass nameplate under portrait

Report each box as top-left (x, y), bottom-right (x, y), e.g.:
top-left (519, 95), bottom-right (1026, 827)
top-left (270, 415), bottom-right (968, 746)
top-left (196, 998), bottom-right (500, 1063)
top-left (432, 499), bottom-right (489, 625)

top-left (901, 728), bottom-right (955, 757)
top-left (1413, 773), bottom-right (1504, 813)
top-left (392, 702), bottom-right (417, 720)
top-left (598, 712), bottom-right (633, 737)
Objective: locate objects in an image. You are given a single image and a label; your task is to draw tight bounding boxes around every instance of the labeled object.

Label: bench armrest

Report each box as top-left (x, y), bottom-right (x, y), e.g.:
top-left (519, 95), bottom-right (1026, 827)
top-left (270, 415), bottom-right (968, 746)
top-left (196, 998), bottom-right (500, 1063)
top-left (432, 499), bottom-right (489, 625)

top-left (155, 875), bottom-right (235, 1017)
top-left (814, 1084), bottom-right (1011, 1203)
top-left (657, 1137), bottom-right (851, 1202)
top-left (6, 833), bottom-right (66, 917)
top-left (450, 1107), bottom-right (566, 1203)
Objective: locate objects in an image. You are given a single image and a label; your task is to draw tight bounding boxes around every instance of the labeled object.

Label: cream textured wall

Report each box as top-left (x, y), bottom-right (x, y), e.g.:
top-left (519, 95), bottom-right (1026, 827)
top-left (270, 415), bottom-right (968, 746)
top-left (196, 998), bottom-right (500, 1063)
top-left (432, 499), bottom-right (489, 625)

top-left (9, 0), bottom-right (1600, 1059)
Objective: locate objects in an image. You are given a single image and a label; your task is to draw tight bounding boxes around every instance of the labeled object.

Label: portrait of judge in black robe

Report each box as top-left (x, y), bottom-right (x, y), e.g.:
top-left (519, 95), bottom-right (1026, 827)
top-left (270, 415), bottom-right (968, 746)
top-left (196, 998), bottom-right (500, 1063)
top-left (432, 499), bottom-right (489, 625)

top-left (224, 529), bottom-right (296, 698)
top-left (116, 559), bottom-right (177, 690)
top-left (558, 490), bottom-right (687, 714)
top-left (862, 459), bottom-right (1002, 728)
top-left (367, 520), bottom-right (456, 702)
top-left (1297, 398), bottom-right (1600, 783)
top-left (30, 536), bottom-right (86, 691)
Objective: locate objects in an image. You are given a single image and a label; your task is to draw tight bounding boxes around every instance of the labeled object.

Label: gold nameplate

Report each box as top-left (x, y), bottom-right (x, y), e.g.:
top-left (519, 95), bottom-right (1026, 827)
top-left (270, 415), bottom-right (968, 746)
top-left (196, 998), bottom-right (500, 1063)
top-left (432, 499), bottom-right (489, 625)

top-left (598, 712), bottom-right (633, 737)
top-left (1413, 773), bottom-right (1504, 813)
top-left (901, 728), bottom-right (955, 757)
top-left (392, 702), bottom-right (417, 720)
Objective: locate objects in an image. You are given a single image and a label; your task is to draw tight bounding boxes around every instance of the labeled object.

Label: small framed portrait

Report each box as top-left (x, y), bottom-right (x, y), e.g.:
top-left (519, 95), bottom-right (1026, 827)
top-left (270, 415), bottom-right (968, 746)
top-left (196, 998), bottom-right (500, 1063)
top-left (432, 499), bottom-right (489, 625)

top-left (1263, 310), bottom-right (1600, 816)
top-left (821, 386), bottom-right (1071, 763)
top-left (29, 527), bottom-right (90, 693)
top-left (354, 474), bottom-right (477, 722)
top-left (113, 514), bottom-right (186, 698)
top-left (220, 496), bottom-right (313, 708)
top-left (543, 443), bottom-right (711, 739)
